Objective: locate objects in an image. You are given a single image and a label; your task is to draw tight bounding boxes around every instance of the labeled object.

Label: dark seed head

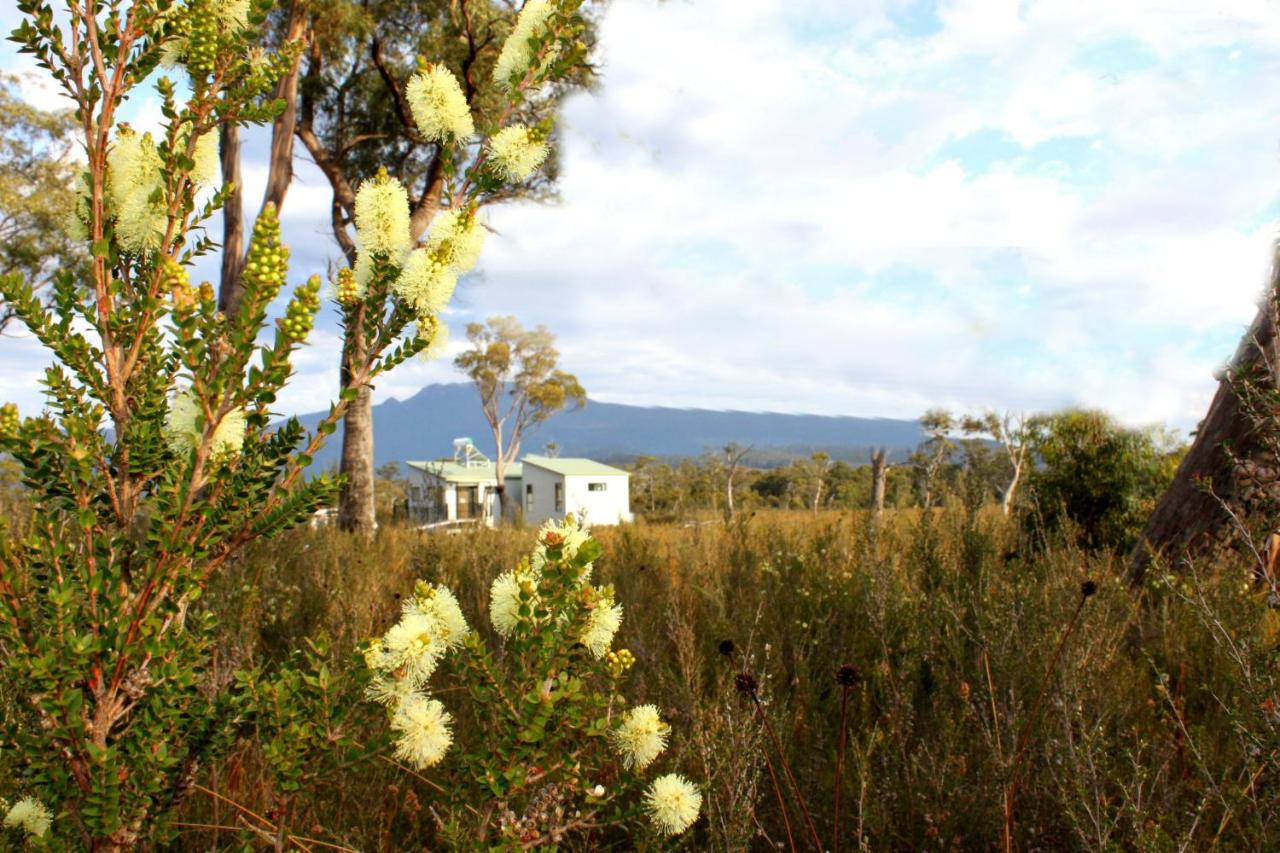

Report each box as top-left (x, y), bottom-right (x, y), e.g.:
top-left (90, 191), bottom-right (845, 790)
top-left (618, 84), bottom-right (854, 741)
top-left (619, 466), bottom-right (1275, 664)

top-left (835, 664), bottom-right (860, 687)
top-left (718, 639), bottom-right (736, 657)
top-left (734, 672), bottom-right (758, 697)
top-left (1081, 580), bottom-right (1098, 598)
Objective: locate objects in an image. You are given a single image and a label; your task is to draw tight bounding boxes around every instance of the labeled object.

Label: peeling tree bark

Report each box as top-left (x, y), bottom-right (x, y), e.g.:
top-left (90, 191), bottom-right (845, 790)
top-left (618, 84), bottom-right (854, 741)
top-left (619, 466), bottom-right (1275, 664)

top-left (337, 307), bottom-right (377, 534)
top-left (1129, 247), bottom-right (1280, 583)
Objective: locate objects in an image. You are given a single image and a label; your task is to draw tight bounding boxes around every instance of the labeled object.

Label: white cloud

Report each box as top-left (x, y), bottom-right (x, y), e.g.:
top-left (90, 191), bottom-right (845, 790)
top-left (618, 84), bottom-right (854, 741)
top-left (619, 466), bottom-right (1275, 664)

top-left (3, 0), bottom-right (1279, 437)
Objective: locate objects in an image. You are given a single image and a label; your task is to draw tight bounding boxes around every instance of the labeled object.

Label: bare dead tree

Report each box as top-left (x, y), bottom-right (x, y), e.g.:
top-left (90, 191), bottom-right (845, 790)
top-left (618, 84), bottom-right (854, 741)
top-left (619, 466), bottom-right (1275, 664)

top-left (869, 447), bottom-right (889, 517)
top-left (810, 451), bottom-right (831, 514)
top-left (961, 411), bottom-right (1032, 516)
top-left (723, 442), bottom-right (751, 522)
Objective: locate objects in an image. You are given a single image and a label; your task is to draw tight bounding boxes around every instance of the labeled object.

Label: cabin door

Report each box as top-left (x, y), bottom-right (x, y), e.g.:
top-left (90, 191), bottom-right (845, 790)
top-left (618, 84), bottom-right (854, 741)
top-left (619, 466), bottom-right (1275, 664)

top-left (456, 486), bottom-right (480, 520)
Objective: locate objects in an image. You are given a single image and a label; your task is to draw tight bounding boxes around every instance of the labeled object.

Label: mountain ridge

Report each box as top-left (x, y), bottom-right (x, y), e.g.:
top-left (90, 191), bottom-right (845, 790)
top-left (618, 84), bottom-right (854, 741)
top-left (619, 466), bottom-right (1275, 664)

top-left (295, 382), bottom-right (926, 470)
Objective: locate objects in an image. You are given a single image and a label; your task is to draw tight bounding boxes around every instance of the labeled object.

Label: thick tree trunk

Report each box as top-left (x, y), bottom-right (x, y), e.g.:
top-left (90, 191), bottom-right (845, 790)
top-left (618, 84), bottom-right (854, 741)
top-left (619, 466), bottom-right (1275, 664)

top-left (1129, 249), bottom-right (1280, 583)
top-left (496, 481), bottom-right (508, 522)
top-left (217, 123), bottom-right (245, 314)
top-left (338, 317), bottom-right (376, 535)
top-left (218, 6), bottom-right (303, 315)
top-left (870, 448), bottom-right (888, 516)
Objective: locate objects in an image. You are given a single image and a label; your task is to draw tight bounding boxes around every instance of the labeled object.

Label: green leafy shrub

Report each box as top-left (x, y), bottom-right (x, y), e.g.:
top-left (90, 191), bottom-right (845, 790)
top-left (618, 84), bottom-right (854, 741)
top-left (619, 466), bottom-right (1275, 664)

top-left (1025, 409), bottom-right (1180, 550)
top-left (363, 517), bottom-right (703, 848)
top-left (0, 0), bottom-right (594, 846)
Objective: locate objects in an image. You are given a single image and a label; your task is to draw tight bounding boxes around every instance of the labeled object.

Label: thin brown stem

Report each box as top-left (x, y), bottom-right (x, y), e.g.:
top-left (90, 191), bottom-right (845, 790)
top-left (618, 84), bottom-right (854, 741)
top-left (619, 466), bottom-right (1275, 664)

top-left (753, 694), bottom-right (824, 852)
top-left (754, 701), bottom-right (798, 853)
top-left (1002, 591), bottom-right (1090, 853)
top-left (834, 684), bottom-right (850, 853)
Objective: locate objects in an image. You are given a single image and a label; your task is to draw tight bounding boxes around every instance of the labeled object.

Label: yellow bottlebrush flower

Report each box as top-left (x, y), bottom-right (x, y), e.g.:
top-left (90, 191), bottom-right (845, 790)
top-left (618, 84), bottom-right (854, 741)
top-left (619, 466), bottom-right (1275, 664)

top-left (382, 611), bottom-right (448, 688)
top-left (365, 673), bottom-right (416, 707)
top-left (4, 797), bottom-right (51, 839)
top-left (334, 266), bottom-right (361, 304)
top-left (488, 125), bottom-right (548, 183)
top-left (108, 129), bottom-right (167, 253)
top-left (164, 389), bottom-right (246, 460)
top-left (190, 128), bottom-right (220, 188)
top-left (490, 569), bottom-right (537, 638)
top-left (160, 0), bottom-right (252, 67)
top-left (406, 65), bottom-right (474, 143)
top-left (421, 315), bottom-right (450, 361)
top-left (580, 593), bottom-right (622, 658)
top-left (354, 171), bottom-right (411, 259)
top-left (0, 403), bottom-right (19, 437)
top-left (611, 704), bottom-right (670, 770)
top-left (532, 515), bottom-right (593, 581)
top-left (644, 774), bottom-right (701, 836)
top-left (425, 209), bottom-right (486, 275)
top-left (493, 0), bottom-right (556, 88)
top-left (217, 0), bottom-right (252, 31)
top-left (353, 253), bottom-right (374, 292)
top-left (393, 249), bottom-right (458, 318)
top-left (64, 173), bottom-right (92, 241)
top-left (391, 693), bottom-right (454, 769)
top-left (362, 638), bottom-right (387, 671)
top-left (405, 582), bottom-right (469, 649)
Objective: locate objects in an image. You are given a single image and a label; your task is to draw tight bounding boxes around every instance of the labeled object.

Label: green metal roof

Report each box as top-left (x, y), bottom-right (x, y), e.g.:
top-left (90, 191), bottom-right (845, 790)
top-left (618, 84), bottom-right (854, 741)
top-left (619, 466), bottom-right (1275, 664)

top-left (406, 460), bottom-right (523, 483)
top-left (522, 456), bottom-right (630, 478)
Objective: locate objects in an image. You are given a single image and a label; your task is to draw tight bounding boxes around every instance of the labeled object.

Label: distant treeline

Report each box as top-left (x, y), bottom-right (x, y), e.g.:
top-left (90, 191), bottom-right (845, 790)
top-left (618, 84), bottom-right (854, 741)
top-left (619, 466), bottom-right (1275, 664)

top-left (616, 408), bottom-right (1186, 551)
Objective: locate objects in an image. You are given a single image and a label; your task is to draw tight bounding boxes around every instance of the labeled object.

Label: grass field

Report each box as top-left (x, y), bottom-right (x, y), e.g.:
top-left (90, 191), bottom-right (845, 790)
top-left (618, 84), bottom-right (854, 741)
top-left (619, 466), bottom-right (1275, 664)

top-left (169, 507), bottom-right (1280, 850)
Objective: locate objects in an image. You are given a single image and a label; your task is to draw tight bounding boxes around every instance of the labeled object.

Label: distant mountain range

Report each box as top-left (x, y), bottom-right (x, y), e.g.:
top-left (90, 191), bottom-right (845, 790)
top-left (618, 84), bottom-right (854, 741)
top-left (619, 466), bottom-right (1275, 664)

top-left (296, 383), bottom-right (925, 470)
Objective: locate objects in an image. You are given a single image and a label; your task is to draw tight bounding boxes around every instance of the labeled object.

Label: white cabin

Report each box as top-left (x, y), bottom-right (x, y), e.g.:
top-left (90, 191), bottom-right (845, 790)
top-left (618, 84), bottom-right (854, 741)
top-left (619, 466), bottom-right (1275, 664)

top-left (405, 442), bottom-right (632, 527)
top-left (519, 455), bottom-right (633, 526)
top-left (405, 438), bottom-right (521, 527)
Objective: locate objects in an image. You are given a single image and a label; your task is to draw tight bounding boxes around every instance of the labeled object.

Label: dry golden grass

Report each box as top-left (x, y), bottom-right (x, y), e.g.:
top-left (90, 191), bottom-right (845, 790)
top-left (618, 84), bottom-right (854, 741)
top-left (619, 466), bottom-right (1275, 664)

top-left (183, 508), bottom-right (1280, 850)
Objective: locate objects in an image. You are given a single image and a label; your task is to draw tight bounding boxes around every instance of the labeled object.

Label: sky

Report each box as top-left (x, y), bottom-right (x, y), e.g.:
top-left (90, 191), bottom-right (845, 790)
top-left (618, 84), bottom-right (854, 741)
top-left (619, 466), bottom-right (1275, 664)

top-left (3, 0), bottom-right (1280, 431)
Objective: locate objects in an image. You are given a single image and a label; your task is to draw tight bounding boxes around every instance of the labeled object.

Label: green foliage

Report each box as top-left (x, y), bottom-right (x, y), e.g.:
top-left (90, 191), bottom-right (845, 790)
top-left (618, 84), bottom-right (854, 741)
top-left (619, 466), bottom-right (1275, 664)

top-left (1025, 408), bottom-right (1181, 550)
top-left (0, 0), bottom-right (553, 843)
top-left (361, 518), bottom-right (700, 847)
top-left (0, 72), bottom-right (88, 328)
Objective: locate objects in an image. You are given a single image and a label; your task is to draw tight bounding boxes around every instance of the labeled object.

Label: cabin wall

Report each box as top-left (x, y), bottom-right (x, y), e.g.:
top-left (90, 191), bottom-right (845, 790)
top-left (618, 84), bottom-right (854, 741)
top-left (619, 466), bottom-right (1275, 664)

top-left (521, 465), bottom-right (563, 526)
top-left (564, 474), bottom-right (632, 525)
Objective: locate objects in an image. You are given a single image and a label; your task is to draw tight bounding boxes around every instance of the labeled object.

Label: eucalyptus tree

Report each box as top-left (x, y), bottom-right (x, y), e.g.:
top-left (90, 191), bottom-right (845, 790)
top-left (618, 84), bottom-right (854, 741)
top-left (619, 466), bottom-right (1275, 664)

top-left (220, 0), bottom-right (599, 533)
top-left (959, 410), bottom-right (1031, 516)
top-left (454, 315), bottom-right (585, 518)
top-left (0, 72), bottom-right (88, 330)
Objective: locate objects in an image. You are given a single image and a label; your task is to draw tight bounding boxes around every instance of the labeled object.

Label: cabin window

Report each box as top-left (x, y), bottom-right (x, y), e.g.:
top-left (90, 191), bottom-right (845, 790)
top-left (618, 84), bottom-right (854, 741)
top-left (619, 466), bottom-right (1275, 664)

top-left (587, 482), bottom-right (607, 492)
top-left (525, 483), bottom-right (534, 512)
top-left (555, 482), bottom-right (564, 513)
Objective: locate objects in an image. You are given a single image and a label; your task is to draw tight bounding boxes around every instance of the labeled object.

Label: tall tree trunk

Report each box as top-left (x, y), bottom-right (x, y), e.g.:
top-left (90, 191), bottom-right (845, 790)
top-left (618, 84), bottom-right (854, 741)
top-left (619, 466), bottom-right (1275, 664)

top-left (727, 461), bottom-right (737, 522)
top-left (1001, 454), bottom-right (1023, 517)
top-left (218, 3), bottom-right (305, 315)
top-left (337, 312), bottom-right (376, 534)
top-left (1129, 248), bottom-right (1280, 583)
top-left (217, 123), bottom-right (244, 314)
top-left (870, 448), bottom-right (888, 516)
top-left (724, 467), bottom-right (735, 522)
